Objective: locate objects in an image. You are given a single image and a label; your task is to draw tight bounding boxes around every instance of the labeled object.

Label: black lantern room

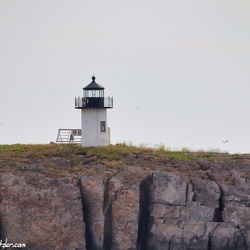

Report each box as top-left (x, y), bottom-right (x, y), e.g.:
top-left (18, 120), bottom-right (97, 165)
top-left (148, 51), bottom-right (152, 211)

top-left (75, 76), bottom-right (113, 109)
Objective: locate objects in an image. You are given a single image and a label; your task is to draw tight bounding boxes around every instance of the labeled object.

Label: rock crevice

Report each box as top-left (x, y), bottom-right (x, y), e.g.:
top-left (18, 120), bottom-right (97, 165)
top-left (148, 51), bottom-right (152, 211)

top-left (1, 156), bottom-right (250, 249)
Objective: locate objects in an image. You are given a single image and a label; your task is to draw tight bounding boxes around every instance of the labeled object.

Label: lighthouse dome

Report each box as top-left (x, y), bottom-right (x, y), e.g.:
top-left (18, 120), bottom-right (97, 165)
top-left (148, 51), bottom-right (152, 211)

top-left (83, 76), bottom-right (104, 90)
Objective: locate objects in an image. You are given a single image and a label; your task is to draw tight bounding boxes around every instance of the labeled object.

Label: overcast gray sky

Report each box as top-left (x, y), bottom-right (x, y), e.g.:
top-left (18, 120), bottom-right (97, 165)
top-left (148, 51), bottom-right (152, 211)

top-left (1, 0), bottom-right (250, 153)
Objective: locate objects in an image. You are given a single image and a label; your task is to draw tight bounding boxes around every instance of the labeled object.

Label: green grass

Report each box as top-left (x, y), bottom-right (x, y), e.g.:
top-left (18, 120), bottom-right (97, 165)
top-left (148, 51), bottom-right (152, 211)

top-left (0, 143), bottom-right (225, 161)
top-left (0, 144), bottom-right (82, 158)
top-left (83, 144), bottom-right (144, 160)
top-left (0, 143), bottom-right (229, 177)
top-left (154, 145), bottom-right (222, 162)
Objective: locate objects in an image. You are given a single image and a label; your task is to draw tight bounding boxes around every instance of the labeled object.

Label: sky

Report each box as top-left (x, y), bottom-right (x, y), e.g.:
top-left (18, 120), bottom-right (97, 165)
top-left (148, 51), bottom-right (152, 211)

top-left (0, 0), bottom-right (250, 153)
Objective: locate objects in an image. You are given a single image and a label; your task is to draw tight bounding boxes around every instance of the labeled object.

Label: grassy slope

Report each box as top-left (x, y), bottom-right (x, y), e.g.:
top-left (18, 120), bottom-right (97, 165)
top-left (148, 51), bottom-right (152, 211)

top-left (0, 144), bottom-right (236, 178)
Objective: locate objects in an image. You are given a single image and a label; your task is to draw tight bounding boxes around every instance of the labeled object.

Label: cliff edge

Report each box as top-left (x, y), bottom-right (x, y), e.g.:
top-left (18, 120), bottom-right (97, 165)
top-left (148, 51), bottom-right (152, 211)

top-left (0, 144), bottom-right (249, 250)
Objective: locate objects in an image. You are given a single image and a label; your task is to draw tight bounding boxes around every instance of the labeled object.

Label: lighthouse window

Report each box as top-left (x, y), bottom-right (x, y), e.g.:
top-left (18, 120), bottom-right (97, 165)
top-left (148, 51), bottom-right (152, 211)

top-left (93, 90), bottom-right (100, 97)
top-left (100, 121), bottom-right (106, 132)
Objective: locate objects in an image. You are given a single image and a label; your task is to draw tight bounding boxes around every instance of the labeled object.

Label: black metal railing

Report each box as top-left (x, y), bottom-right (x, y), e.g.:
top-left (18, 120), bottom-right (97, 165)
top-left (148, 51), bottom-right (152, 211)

top-left (75, 97), bottom-right (113, 108)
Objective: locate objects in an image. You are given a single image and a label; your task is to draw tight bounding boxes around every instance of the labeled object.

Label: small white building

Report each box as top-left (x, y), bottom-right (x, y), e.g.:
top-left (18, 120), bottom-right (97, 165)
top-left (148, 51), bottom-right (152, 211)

top-left (75, 76), bottom-right (113, 146)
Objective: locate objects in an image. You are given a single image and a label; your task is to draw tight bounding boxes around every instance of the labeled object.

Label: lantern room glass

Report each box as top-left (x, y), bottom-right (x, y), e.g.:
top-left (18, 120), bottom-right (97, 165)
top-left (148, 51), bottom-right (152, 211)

top-left (83, 89), bottom-right (104, 98)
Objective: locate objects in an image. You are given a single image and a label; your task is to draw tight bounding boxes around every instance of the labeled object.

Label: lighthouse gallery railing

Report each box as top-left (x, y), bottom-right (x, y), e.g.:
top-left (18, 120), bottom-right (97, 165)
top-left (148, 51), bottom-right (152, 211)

top-left (75, 97), bottom-right (113, 108)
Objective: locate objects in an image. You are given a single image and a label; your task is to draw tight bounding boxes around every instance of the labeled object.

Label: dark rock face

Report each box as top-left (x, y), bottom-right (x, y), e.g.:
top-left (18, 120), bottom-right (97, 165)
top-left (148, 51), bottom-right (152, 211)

top-left (80, 169), bottom-right (148, 250)
top-left (0, 172), bottom-right (86, 250)
top-left (1, 156), bottom-right (250, 249)
top-left (146, 171), bottom-right (246, 250)
top-left (80, 175), bottom-right (105, 250)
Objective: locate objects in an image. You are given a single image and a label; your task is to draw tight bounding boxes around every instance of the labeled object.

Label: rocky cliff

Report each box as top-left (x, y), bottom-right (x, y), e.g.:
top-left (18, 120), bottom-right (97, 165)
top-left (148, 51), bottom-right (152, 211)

top-left (0, 144), bottom-right (250, 249)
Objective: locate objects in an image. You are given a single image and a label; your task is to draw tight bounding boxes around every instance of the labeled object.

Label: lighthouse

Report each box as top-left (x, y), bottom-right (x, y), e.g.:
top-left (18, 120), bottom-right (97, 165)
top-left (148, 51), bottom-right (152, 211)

top-left (75, 76), bottom-right (113, 146)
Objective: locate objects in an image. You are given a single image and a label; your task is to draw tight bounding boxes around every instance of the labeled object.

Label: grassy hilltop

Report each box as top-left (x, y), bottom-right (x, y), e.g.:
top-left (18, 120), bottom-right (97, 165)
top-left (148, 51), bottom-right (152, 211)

top-left (0, 143), bottom-right (236, 178)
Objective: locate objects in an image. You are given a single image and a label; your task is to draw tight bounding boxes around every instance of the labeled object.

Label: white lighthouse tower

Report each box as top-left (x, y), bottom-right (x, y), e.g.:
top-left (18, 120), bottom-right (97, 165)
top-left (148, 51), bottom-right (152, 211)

top-left (75, 76), bottom-right (113, 146)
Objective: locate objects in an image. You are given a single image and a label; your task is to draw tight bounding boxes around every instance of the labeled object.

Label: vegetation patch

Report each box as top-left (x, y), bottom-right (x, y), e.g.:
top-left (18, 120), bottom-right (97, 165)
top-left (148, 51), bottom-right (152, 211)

top-left (0, 143), bottom-right (232, 177)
